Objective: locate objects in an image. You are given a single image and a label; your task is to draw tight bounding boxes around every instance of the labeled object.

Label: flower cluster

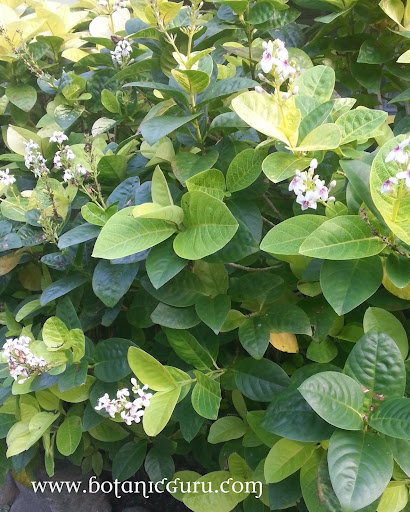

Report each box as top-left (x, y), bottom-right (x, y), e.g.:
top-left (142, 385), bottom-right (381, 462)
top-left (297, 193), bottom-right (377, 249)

top-left (24, 140), bottom-right (48, 177)
top-left (95, 378), bottom-right (153, 426)
top-left (257, 39), bottom-right (299, 100)
top-left (49, 131), bottom-right (68, 144)
top-left (381, 137), bottom-right (410, 194)
top-left (49, 131), bottom-right (88, 184)
top-left (261, 39), bottom-right (297, 81)
top-left (111, 39), bottom-right (133, 67)
top-left (2, 336), bottom-right (47, 383)
top-left (0, 168), bottom-right (16, 187)
top-left (289, 159), bottom-right (336, 210)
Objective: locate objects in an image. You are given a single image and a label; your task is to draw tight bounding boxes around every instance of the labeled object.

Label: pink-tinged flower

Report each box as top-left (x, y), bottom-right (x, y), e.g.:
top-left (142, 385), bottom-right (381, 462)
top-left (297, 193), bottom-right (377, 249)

top-left (395, 169), bottom-right (410, 190)
top-left (117, 388), bottom-right (130, 400)
top-left (289, 169), bottom-right (307, 195)
top-left (275, 59), bottom-right (296, 80)
top-left (380, 177), bottom-right (399, 194)
top-left (95, 393), bottom-right (111, 411)
top-left (261, 40), bottom-right (274, 74)
top-left (49, 131), bottom-right (68, 144)
top-left (385, 138), bottom-right (410, 164)
top-left (296, 190), bottom-right (319, 210)
top-left (137, 384), bottom-right (153, 407)
top-left (0, 168), bottom-right (16, 186)
top-left (255, 86), bottom-right (269, 95)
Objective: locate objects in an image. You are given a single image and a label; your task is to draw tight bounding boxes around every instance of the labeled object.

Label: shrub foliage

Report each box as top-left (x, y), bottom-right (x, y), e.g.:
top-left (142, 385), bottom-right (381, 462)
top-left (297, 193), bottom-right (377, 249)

top-left (0, 0), bottom-right (409, 511)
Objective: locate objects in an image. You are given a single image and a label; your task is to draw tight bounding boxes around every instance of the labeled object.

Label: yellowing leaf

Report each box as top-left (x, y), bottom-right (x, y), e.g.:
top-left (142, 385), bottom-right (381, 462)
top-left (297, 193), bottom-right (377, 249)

top-left (269, 332), bottom-right (299, 353)
top-left (61, 48), bottom-right (89, 62)
top-left (383, 270), bottom-right (410, 300)
top-left (0, 250), bottom-right (25, 276)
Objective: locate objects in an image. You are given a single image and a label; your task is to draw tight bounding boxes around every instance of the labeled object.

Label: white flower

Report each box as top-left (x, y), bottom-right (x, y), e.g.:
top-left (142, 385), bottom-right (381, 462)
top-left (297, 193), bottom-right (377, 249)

top-left (136, 384), bottom-right (153, 407)
top-left (380, 177), bottom-right (399, 194)
top-left (261, 40), bottom-right (274, 74)
top-left (289, 169), bottom-right (307, 195)
top-left (24, 140), bottom-right (48, 177)
top-left (396, 169), bottom-right (410, 190)
top-left (2, 336), bottom-right (48, 382)
top-left (63, 169), bottom-right (74, 182)
top-left (95, 380), bottom-right (153, 425)
top-left (310, 158), bottom-right (318, 171)
top-left (49, 131), bottom-right (68, 144)
top-left (385, 138), bottom-right (410, 164)
top-left (110, 39), bottom-right (133, 66)
top-left (296, 190), bottom-right (319, 210)
top-left (76, 164), bottom-right (87, 176)
top-left (117, 388), bottom-right (130, 400)
top-left (0, 168), bottom-right (16, 186)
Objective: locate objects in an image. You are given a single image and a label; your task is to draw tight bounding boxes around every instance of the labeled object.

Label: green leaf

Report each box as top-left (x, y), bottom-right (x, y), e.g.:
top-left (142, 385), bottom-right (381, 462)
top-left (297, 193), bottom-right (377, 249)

top-left (143, 387), bottom-right (180, 436)
top-left (42, 316), bottom-right (69, 350)
top-left (262, 152), bottom-right (312, 183)
top-left (345, 331), bottom-right (406, 400)
top-left (378, 482), bottom-right (409, 512)
top-left (369, 398), bottom-right (410, 439)
top-left (163, 328), bottom-right (214, 370)
top-left (291, 123), bottom-right (341, 151)
top-left (146, 238), bottom-right (187, 289)
top-left (112, 441), bottom-right (147, 482)
top-left (141, 114), bottom-right (200, 145)
top-left (234, 358), bottom-right (290, 402)
top-left (198, 77), bottom-right (258, 106)
top-left (40, 274), bottom-right (88, 306)
top-left (151, 303), bottom-right (200, 329)
top-left (208, 416), bottom-right (247, 444)
top-left (320, 257), bottom-right (383, 314)
top-left (56, 416), bottom-right (82, 456)
top-left (265, 304), bottom-right (312, 335)
top-left (370, 135), bottom-right (410, 246)
top-left (385, 253), bottom-right (410, 288)
top-left (101, 89), bottom-right (120, 114)
top-left (195, 294), bottom-right (231, 334)
top-left (363, 307), bottom-right (408, 359)
top-left (226, 149), bottom-right (265, 193)
top-left (298, 371), bottom-right (364, 430)
top-left (191, 371), bottom-right (221, 420)
top-left (172, 69), bottom-right (210, 94)
top-left (58, 224), bottom-right (101, 249)
top-left (294, 65), bottom-right (335, 103)
top-left (81, 203), bottom-right (117, 227)
top-left (94, 338), bottom-right (135, 382)
top-left (186, 169), bottom-right (226, 201)
top-left (152, 165), bottom-right (173, 207)
top-left (328, 430), bottom-right (393, 511)
top-left (89, 419), bottom-right (129, 442)
top-left (238, 317), bottom-right (270, 359)
top-left (264, 439), bottom-right (316, 483)
top-left (173, 192), bottom-right (238, 259)
top-left (385, 437), bottom-right (410, 476)
top-left (231, 91), bottom-right (289, 144)
top-left (92, 260), bottom-right (139, 307)
top-left (55, 104), bottom-right (85, 130)
top-left (97, 155), bottom-right (127, 187)
top-left (298, 100), bottom-right (334, 140)
top-left (50, 376), bottom-right (95, 403)
top-left (299, 215), bottom-right (385, 260)
top-left (183, 471), bottom-right (247, 512)
top-left (336, 108), bottom-right (387, 144)
top-left (261, 215), bottom-right (327, 255)
top-left (128, 347), bottom-right (176, 391)
top-left (93, 207), bottom-right (177, 260)
top-left (263, 387), bottom-right (335, 442)
top-left (6, 84), bottom-right (37, 112)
